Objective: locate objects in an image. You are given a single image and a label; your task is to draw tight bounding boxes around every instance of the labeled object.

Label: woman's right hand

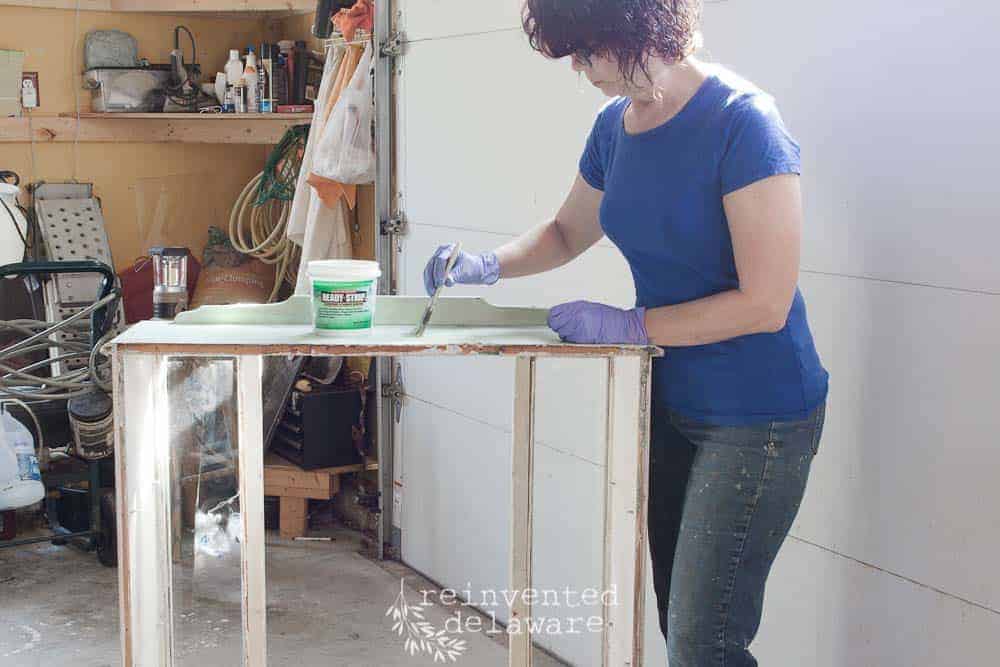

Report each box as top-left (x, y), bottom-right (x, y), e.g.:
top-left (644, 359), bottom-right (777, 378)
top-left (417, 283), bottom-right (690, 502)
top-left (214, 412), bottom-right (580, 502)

top-left (422, 244), bottom-right (502, 296)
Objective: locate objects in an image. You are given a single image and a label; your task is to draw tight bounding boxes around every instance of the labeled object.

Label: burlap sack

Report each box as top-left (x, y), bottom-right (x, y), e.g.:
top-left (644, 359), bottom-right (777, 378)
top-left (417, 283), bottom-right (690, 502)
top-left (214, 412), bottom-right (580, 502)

top-left (190, 226), bottom-right (275, 308)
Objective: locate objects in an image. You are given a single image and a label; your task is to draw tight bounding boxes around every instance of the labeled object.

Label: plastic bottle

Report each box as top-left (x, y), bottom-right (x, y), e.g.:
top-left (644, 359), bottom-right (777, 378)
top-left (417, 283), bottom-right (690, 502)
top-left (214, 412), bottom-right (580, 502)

top-left (224, 49), bottom-right (243, 114)
top-left (0, 407), bottom-right (44, 511)
top-left (244, 47), bottom-right (259, 113)
top-left (258, 43), bottom-right (273, 113)
top-left (233, 83), bottom-right (247, 113)
top-left (225, 49), bottom-right (244, 88)
top-left (292, 40), bottom-right (308, 105)
top-left (277, 41), bottom-right (295, 107)
top-left (273, 50), bottom-right (290, 108)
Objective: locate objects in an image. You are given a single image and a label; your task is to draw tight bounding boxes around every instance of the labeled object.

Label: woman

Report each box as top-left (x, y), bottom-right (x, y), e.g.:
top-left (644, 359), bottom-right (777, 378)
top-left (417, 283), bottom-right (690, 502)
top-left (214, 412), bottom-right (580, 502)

top-left (423, 1), bottom-right (829, 664)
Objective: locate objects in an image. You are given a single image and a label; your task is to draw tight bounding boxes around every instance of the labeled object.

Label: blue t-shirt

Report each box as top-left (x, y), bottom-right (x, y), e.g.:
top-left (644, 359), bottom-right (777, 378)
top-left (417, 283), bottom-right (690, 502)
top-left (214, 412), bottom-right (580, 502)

top-left (580, 64), bottom-right (829, 425)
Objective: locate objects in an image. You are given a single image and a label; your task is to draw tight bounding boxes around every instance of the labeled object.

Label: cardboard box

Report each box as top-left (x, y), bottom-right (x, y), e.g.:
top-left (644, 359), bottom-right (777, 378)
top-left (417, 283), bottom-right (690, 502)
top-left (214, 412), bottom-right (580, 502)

top-left (0, 50), bottom-right (25, 117)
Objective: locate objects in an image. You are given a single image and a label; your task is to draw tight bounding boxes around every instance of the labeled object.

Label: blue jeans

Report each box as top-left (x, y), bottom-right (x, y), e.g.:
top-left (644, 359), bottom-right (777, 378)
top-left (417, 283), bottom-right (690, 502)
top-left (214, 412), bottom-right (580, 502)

top-left (647, 399), bottom-right (826, 666)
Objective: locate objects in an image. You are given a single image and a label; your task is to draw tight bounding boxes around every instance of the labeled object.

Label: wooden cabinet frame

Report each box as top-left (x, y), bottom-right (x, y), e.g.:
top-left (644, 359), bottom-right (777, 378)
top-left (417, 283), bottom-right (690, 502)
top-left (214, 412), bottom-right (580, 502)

top-left (112, 317), bottom-right (659, 666)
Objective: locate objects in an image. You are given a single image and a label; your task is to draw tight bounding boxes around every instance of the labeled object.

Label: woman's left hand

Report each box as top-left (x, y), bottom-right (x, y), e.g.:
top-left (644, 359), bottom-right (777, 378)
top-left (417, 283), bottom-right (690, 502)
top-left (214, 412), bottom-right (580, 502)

top-left (548, 301), bottom-right (649, 345)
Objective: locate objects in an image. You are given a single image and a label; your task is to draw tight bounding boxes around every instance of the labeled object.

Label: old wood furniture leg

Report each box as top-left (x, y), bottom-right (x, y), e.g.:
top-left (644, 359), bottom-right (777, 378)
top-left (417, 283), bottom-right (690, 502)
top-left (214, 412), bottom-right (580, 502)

top-left (237, 354), bottom-right (267, 667)
top-left (602, 356), bottom-right (652, 666)
top-left (114, 351), bottom-right (173, 666)
top-left (509, 356), bottom-right (536, 667)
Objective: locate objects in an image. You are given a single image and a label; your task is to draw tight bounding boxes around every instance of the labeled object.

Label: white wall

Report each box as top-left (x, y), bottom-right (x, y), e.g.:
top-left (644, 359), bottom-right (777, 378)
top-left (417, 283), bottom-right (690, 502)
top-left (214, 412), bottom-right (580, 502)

top-left (392, 1), bottom-right (1000, 665)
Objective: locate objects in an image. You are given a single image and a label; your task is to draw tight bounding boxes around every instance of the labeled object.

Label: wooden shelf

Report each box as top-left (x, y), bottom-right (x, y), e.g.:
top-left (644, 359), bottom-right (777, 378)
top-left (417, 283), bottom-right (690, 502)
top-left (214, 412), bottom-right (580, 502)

top-left (0, 112), bottom-right (311, 144)
top-left (0, 1), bottom-right (314, 13)
top-left (67, 112), bottom-right (313, 120)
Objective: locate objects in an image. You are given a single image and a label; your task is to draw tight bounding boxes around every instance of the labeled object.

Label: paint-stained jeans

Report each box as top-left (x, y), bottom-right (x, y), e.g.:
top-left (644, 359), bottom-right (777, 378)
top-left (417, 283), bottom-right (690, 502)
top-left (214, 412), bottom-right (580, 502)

top-left (647, 399), bottom-right (826, 666)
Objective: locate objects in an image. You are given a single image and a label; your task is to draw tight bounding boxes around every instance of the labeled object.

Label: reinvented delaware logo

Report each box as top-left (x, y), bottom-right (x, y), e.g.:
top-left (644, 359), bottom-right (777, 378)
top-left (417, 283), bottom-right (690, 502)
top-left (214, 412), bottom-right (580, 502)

top-left (386, 578), bottom-right (615, 661)
top-left (386, 580), bottom-right (468, 662)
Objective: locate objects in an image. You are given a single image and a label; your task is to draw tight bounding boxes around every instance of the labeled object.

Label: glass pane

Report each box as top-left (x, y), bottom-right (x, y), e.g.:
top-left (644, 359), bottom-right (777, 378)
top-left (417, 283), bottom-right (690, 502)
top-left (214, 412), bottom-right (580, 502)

top-left (120, 352), bottom-right (172, 665)
top-left (532, 358), bottom-right (608, 663)
top-left (167, 358), bottom-right (243, 665)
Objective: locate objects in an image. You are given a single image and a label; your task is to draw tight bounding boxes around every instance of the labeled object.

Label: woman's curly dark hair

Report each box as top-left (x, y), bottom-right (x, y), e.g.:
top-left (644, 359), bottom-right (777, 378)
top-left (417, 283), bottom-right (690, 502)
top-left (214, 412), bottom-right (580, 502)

top-left (523, 0), bottom-right (703, 82)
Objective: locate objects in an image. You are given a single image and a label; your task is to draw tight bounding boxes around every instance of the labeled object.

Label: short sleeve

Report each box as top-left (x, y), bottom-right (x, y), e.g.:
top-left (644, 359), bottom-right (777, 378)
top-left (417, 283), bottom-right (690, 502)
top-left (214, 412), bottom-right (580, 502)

top-left (579, 107), bottom-right (609, 191)
top-left (720, 94), bottom-right (801, 196)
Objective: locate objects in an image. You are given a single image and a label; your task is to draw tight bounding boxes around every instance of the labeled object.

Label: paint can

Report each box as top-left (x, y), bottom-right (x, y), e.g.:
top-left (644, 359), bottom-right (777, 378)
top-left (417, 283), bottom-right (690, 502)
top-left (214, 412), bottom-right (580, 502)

top-left (68, 390), bottom-right (114, 461)
top-left (307, 260), bottom-right (381, 335)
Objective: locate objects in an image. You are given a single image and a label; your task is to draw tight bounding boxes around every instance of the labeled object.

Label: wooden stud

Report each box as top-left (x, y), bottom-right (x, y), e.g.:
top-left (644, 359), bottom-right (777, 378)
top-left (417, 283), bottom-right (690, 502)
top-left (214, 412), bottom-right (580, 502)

top-left (602, 357), bottom-right (651, 666)
top-left (509, 357), bottom-right (536, 667)
top-left (237, 355), bottom-right (267, 667)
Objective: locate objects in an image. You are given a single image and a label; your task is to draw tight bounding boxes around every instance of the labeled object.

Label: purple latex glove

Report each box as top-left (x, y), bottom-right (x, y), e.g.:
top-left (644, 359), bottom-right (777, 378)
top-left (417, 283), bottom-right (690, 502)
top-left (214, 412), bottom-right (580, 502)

top-left (422, 244), bottom-right (501, 296)
top-left (548, 301), bottom-right (649, 345)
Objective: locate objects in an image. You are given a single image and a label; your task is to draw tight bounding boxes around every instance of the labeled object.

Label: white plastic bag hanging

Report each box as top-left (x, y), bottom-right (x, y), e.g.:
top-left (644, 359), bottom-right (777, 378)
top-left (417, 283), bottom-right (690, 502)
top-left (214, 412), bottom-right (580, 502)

top-left (312, 43), bottom-right (376, 185)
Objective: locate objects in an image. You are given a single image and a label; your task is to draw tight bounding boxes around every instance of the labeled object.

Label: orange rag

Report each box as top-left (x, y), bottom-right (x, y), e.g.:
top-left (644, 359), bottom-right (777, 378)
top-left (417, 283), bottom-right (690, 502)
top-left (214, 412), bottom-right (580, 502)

top-left (334, 0), bottom-right (374, 42)
top-left (308, 174), bottom-right (359, 210)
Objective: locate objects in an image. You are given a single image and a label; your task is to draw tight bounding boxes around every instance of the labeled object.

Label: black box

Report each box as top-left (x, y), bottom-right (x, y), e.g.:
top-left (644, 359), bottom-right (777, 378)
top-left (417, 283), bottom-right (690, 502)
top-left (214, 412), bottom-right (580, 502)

top-left (271, 385), bottom-right (364, 470)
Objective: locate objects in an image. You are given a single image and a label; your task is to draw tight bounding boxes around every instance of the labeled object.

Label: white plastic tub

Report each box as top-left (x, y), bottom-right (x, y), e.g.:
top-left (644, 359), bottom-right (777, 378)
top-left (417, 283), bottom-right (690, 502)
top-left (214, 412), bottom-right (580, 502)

top-left (307, 260), bottom-right (382, 335)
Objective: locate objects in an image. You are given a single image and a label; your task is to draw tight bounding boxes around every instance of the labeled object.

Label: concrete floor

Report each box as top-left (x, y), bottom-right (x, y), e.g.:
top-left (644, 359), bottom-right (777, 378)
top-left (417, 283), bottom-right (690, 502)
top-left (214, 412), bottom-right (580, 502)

top-left (0, 525), bottom-right (566, 667)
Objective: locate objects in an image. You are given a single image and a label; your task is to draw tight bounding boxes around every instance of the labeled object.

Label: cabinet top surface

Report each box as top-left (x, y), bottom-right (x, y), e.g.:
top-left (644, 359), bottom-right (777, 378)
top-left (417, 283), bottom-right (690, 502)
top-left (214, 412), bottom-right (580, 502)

top-left (112, 320), bottom-right (662, 358)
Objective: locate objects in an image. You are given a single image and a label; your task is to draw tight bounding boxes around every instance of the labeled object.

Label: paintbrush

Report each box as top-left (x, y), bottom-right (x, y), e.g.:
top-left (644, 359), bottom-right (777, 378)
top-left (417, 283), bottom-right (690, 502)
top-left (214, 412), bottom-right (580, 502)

top-left (413, 242), bottom-right (463, 337)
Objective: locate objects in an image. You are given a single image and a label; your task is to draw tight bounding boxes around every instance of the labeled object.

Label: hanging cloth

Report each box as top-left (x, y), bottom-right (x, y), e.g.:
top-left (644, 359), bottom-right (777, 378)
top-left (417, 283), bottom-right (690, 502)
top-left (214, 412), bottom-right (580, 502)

top-left (286, 44), bottom-right (356, 295)
top-left (287, 43), bottom-right (345, 248)
top-left (292, 197), bottom-right (355, 295)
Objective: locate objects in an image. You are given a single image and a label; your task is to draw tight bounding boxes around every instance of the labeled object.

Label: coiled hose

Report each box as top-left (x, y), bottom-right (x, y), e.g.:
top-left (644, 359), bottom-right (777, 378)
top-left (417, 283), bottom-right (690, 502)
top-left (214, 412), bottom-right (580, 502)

top-left (228, 173), bottom-right (300, 302)
top-left (0, 291), bottom-right (118, 401)
top-left (228, 125), bottom-right (308, 302)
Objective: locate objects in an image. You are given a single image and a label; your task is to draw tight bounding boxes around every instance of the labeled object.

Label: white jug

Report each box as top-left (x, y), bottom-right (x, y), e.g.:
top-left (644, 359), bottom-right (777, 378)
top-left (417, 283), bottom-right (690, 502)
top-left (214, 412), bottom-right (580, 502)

top-left (0, 407), bottom-right (44, 511)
